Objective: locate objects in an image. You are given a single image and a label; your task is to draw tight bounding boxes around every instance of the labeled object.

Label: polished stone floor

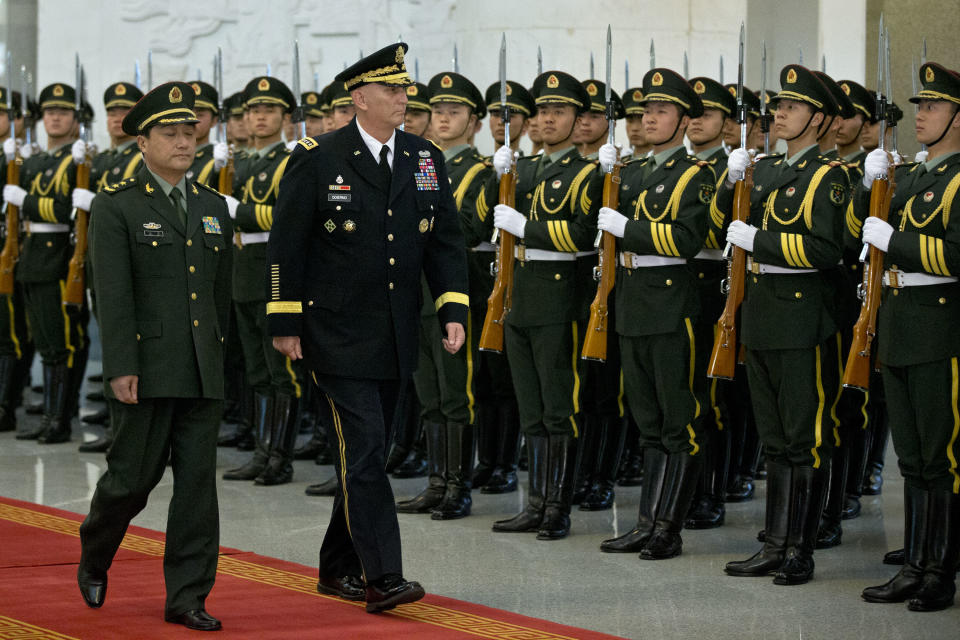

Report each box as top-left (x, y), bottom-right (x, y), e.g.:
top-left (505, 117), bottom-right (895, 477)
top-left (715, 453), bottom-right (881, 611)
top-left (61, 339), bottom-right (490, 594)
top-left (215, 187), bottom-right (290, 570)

top-left (2, 363), bottom-right (960, 639)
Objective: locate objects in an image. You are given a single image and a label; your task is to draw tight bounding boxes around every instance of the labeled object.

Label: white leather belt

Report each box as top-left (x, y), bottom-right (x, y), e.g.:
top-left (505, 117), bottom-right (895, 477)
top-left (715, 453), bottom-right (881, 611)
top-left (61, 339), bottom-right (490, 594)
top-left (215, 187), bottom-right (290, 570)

top-left (693, 249), bottom-right (724, 261)
top-left (26, 222), bottom-right (69, 233)
top-left (747, 258), bottom-right (817, 275)
top-left (514, 247), bottom-right (596, 262)
top-left (237, 231), bottom-right (270, 245)
top-left (471, 241), bottom-right (498, 252)
top-left (619, 252), bottom-right (686, 268)
top-left (883, 270), bottom-right (959, 288)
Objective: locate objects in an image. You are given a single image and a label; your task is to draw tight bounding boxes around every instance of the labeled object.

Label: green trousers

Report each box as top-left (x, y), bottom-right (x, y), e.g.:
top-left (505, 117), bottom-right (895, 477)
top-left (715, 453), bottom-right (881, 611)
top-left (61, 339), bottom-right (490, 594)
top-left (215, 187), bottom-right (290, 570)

top-left (234, 299), bottom-right (301, 398)
top-left (413, 312), bottom-right (475, 425)
top-left (0, 287), bottom-right (29, 360)
top-left (22, 279), bottom-right (87, 366)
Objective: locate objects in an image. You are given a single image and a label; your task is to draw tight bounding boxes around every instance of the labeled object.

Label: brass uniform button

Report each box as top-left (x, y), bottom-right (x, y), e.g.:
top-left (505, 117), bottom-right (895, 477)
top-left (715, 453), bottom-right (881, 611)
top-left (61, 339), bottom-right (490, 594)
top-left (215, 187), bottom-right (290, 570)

top-left (308, 300), bottom-right (314, 306)
top-left (891, 264), bottom-right (898, 270)
top-left (214, 246), bottom-right (219, 252)
top-left (387, 208), bottom-right (393, 216)
top-left (752, 277), bottom-right (758, 283)
top-left (151, 241), bottom-right (158, 247)
top-left (189, 265), bottom-right (196, 273)
top-left (554, 273), bottom-right (561, 280)
top-left (387, 234), bottom-right (394, 241)
top-left (193, 320), bottom-right (199, 327)
top-left (526, 193), bottom-right (532, 199)
top-left (698, 272), bottom-right (705, 279)
top-left (389, 282), bottom-right (395, 290)
top-left (940, 297), bottom-right (947, 304)
top-left (893, 290), bottom-right (899, 296)
top-left (46, 241), bottom-right (53, 247)
top-left (186, 239), bottom-right (193, 246)
top-left (666, 279), bottom-right (673, 286)
top-left (336, 205), bottom-right (342, 211)
top-left (389, 258), bottom-right (395, 265)
top-left (794, 292), bottom-right (802, 299)
top-left (191, 293), bottom-right (197, 300)
top-left (136, 333), bottom-right (141, 341)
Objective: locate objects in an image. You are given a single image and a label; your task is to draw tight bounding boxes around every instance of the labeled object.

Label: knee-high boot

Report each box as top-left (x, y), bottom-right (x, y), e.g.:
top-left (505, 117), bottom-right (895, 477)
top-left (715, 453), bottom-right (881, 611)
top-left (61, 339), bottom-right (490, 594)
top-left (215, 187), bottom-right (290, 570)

top-left (580, 415), bottom-right (626, 510)
top-left (0, 355), bottom-right (19, 432)
top-left (482, 402), bottom-right (521, 494)
top-left (396, 420), bottom-right (446, 513)
top-left (492, 434), bottom-right (548, 532)
top-left (862, 483), bottom-right (928, 603)
top-left (537, 433), bottom-right (578, 540)
top-left (37, 364), bottom-right (71, 444)
top-left (907, 490), bottom-right (960, 611)
top-left (726, 460), bottom-right (792, 576)
top-left (572, 414), bottom-right (601, 504)
top-left (472, 405), bottom-right (498, 488)
top-left (432, 422), bottom-right (476, 520)
top-left (600, 447), bottom-right (668, 552)
top-left (686, 425), bottom-right (729, 528)
top-left (816, 444), bottom-right (850, 548)
top-left (774, 465), bottom-right (830, 585)
top-left (223, 392), bottom-right (273, 480)
top-left (256, 392), bottom-right (299, 486)
top-left (640, 453), bottom-right (703, 559)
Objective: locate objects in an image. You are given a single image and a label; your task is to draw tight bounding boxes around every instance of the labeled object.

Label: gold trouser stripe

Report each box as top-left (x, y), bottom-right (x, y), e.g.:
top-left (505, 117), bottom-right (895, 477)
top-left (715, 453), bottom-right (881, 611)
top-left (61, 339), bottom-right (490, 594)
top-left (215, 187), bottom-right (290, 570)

top-left (831, 333), bottom-right (844, 446)
top-left (464, 313), bottom-right (475, 425)
top-left (58, 280), bottom-right (75, 369)
top-left (323, 391), bottom-right (366, 579)
top-left (710, 377), bottom-right (723, 431)
top-left (810, 343), bottom-right (827, 469)
top-left (568, 321), bottom-right (580, 437)
top-left (684, 317), bottom-right (700, 455)
top-left (6, 295), bottom-right (21, 360)
top-left (284, 357), bottom-right (301, 398)
top-left (617, 368), bottom-right (625, 418)
top-left (948, 358), bottom-right (960, 494)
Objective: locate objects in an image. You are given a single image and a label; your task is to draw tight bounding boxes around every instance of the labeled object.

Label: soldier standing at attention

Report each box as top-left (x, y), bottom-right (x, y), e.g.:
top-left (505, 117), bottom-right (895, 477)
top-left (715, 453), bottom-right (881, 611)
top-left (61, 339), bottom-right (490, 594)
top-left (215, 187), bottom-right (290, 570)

top-left (185, 81), bottom-right (220, 187)
top-left (402, 82), bottom-right (432, 137)
top-left (268, 43), bottom-right (468, 612)
top-left (719, 65), bottom-right (845, 585)
top-left (77, 82), bottom-right (232, 631)
top-left (621, 87), bottom-right (651, 160)
top-left (301, 91), bottom-right (326, 137)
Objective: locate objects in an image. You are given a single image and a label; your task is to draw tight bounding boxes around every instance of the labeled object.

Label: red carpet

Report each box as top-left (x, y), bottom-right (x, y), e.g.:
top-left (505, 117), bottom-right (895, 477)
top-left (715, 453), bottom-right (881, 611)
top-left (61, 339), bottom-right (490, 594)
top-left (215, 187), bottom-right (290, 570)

top-left (0, 497), bottom-right (622, 639)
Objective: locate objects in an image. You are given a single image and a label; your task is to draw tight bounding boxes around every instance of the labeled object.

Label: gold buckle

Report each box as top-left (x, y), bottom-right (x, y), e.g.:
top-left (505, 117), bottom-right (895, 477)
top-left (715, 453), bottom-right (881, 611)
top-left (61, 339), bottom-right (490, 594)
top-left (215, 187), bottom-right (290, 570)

top-left (517, 245), bottom-right (526, 262)
top-left (621, 251), bottom-right (635, 270)
top-left (886, 269), bottom-right (902, 289)
top-left (749, 260), bottom-right (759, 275)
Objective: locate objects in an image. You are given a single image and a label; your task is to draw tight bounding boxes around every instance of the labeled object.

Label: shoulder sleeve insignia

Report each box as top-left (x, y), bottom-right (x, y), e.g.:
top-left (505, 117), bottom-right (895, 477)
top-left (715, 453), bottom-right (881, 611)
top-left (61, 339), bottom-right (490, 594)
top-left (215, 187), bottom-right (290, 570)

top-left (297, 137), bottom-right (318, 151)
top-left (829, 181), bottom-right (846, 205)
top-left (198, 182), bottom-right (226, 199)
top-left (699, 182), bottom-right (716, 204)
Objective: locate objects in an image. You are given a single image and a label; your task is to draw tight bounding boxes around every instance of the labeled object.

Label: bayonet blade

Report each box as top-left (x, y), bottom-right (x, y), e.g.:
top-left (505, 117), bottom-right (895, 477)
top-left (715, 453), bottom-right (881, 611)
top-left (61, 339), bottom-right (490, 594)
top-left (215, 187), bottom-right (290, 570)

top-left (719, 55), bottom-right (724, 84)
top-left (537, 46), bottom-right (542, 75)
top-left (292, 41), bottom-right (301, 97)
top-left (74, 53), bottom-right (81, 113)
top-left (624, 59), bottom-right (629, 91)
top-left (197, 68), bottom-right (202, 81)
top-left (922, 37), bottom-right (927, 64)
top-left (590, 51), bottom-right (595, 79)
top-left (266, 63), bottom-right (272, 77)
top-left (147, 50), bottom-right (153, 90)
top-left (453, 44), bottom-right (459, 74)
top-left (649, 39), bottom-right (655, 69)
top-left (683, 51), bottom-right (689, 78)
top-left (798, 46), bottom-right (803, 65)
top-left (760, 41), bottom-right (767, 115)
top-left (737, 22), bottom-right (746, 150)
top-left (314, 71), bottom-right (320, 92)
top-left (605, 25), bottom-right (614, 150)
top-left (5, 51), bottom-right (13, 144)
top-left (134, 60), bottom-right (141, 89)
top-left (415, 58), bottom-right (419, 83)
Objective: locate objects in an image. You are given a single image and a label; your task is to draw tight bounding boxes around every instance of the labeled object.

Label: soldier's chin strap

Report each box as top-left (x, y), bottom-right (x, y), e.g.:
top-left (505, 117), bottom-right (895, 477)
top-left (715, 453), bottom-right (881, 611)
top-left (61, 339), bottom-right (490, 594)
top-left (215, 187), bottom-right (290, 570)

top-left (785, 110), bottom-right (819, 142)
top-left (649, 113), bottom-right (686, 148)
top-left (926, 104), bottom-right (960, 149)
top-left (815, 114), bottom-right (835, 142)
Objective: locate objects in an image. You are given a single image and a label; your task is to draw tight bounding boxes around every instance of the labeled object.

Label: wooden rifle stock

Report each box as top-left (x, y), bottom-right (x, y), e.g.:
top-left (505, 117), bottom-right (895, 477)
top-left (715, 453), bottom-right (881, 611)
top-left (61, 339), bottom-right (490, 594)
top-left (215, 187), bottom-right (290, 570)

top-left (707, 165), bottom-right (754, 379)
top-left (478, 171), bottom-right (517, 353)
top-left (843, 165), bottom-right (895, 391)
top-left (0, 155), bottom-right (21, 296)
top-left (218, 152), bottom-right (235, 197)
top-left (581, 164), bottom-right (622, 361)
top-left (63, 161), bottom-right (90, 306)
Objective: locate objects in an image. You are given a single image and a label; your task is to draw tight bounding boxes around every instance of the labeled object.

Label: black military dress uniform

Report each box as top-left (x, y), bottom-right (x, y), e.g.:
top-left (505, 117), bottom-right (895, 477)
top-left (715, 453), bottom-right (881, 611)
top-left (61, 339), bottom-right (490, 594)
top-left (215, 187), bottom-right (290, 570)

top-left (78, 82), bottom-right (232, 631)
top-left (266, 43), bottom-right (468, 611)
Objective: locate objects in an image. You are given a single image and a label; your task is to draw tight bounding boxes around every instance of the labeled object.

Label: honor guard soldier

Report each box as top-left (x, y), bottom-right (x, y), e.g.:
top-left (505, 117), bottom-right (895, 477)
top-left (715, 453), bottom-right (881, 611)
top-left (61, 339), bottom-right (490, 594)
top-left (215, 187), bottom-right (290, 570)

top-left (622, 87), bottom-right (651, 161)
top-left (595, 68), bottom-right (713, 559)
top-left (857, 62), bottom-right (960, 612)
top-left (719, 65), bottom-right (845, 585)
top-left (3, 82), bottom-right (86, 444)
top-left (78, 81), bottom-right (232, 631)
top-left (403, 81), bottom-right (432, 137)
top-left (185, 81), bottom-right (220, 187)
top-left (575, 79), bottom-right (624, 160)
top-left (268, 43), bottom-right (468, 611)
top-left (328, 81), bottom-right (356, 130)
top-left (721, 85), bottom-right (760, 153)
top-left (301, 90), bottom-right (326, 137)
top-left (220, 75), bottom-right (302, 487)
top-left (397, 71), bottom-right (489, 520)
top-left (224, 91), bottom-right (250, 150)
top-left (479, 70), bottom-right (603, 539)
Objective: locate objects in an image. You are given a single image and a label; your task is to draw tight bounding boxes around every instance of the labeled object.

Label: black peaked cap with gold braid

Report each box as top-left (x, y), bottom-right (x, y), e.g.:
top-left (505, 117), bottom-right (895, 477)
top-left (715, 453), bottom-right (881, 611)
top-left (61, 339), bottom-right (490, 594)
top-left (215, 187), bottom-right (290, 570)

top-left (910, 62), bottom-right (960, 106)
top-left (812, 71), bottom-right (852, 118)
top-left (188, 80), bottom-right (218, 115)
top-left (335, 42), bottom-right (413, 90)
top-left (103, 82), bottom-right (143, 110)
top-left (39, 83), bottom-right (76, 111)
top-left (224, 91), bottom-right (245, 117)
top-left (484, 80), bottom-right (534, 117)
top-left (690, 77), bottom-right (736, 116)
top-left (428, 72), bottom-right (484, 117)
top-left (244, 76), bottom-right (294, 113)
top-left (622, 87), bottom-right (645, 115)
top-left (639, 68), bottom-right (703, 117)
top-left (581, 79), bottom-right (625, 118)
top-left (532, 71), bottom-right (590, 113)
top-left (771, 64), bottom-right (837, 115)
top-left (837, 79), bottom-right (875, 120)
top-left (405, 82), bottom-right (432, 112)
top-left (121, 81), bottom-right (199, 136)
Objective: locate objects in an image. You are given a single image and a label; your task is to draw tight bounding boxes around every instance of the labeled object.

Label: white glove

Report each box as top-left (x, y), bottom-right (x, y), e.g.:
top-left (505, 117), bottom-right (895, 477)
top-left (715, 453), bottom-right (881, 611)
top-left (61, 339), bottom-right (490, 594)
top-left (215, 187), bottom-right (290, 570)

top-left (224, 195), bottom-right (239, 219)
top-left (19, 142), bottom-right (32, 160)
top-left (915, 150), bottom-right (928, 164)
top-left (598, 143), bottom-right (619, 173)
top-left (71, 140), bottom-right (87, 164)
top-left (213, 142), bottom-right (230, 171)
top-left (493, 203), bottom-right (526, 238)
top-left (726, 220), bottom-right (758, 252)
top-left (597, 206), bottom-right (628, 238)
top-left (2, 137), bottom-right (16, 158)
top-left (72, 188), bottom-right (95, 211)
top-left (285, 140), bottom-right (297, 151)
top-left (726, 148), bottom-right (751, 186)
top-left (492, 145), bottom-right (515, 179)
top-left (863, 148), bottom-right (890, 190)
top-left (3, 184), bottom-right (26, 207)
top-left (862, 216), bottom-right (894, 252)
top-left (891, 151), bottom-right (902, 165)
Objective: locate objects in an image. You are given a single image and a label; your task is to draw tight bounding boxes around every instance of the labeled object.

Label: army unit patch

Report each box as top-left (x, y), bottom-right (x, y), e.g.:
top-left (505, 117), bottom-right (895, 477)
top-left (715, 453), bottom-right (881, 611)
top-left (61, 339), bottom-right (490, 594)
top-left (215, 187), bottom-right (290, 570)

top-left (829, 182), bottom-right (846, 205)
top-left (415, 158), bottom-right (439, 191)
top-left (324, 219), bottom-right (336, 233)
top-left (202, 216), bottom-right (222, 234)
top-left (698, 183), bottom-right (715, 205)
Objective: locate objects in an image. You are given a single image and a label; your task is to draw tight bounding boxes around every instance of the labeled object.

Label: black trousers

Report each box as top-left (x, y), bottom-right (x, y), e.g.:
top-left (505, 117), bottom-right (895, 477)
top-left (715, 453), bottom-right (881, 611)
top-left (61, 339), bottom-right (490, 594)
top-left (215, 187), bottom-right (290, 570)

top-left (313, 373), bottom-right (403, 583)
top-left (79, 397), bottom-right (222, 617)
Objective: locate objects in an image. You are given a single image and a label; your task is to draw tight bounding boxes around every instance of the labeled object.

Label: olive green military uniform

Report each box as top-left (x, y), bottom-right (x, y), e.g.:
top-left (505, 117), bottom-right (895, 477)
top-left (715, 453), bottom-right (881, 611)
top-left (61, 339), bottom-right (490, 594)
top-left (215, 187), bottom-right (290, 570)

top-left (92, 141), bottom-right (142, 192)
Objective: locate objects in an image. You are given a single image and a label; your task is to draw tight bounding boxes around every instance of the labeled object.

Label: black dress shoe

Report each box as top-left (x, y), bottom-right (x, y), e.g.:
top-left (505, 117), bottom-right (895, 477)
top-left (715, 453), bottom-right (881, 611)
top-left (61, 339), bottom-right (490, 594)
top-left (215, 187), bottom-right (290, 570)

top-left (726, 475), bottom-right (755, 502)
top-left (639, 529), bottom-right (683, 560)
top-left (365, 575), bottom-right (425, 613)
top-left (317, 575), bottom-right (365, 601)
top-left (78, 435), bottom-right (112, 453)
top-left (884, 548), bottom-right (905, 565)
top-left (841, 495), bottom-right (862, 520)
top-left (305, 476), bottom-right (338, 496)
top-left (815, 521), bottom-right (843, 549)
top-left (87, 373), bottom-right (103, 383)
top-left (77, 566), bottom-right (107, 608)
top-left (85, 390), bottom-right (105, 402)
top-left (81, 408), bottom-right (109, 425)
top-left (165, 609), bottom-right (222, 631)
top-left (600, 527), bottom-right (652, 553)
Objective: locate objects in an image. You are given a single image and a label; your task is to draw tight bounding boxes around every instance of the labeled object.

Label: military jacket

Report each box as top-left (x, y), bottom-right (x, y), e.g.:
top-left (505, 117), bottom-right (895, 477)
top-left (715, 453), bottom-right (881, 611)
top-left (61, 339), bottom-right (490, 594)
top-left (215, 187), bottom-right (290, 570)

top-left (17, 143), bottom-right (77, 283)
top-left (852, 152), bottom-right (960, 366)
top-left (88, 163), bottom-right (233, 399)
top-left (91, 143), bottom-right (142, 192)
top-left (266, 119), bottom-right (469, 380)
top-left (714, 145), bottom-right (846, 350)
top-left (614, 147), bottom-right (713, 337)
top-left (186, 142), bottom-right (219, 188)
top-left (232, 141), bottom-right (290, 302)
top-left (474, 148), bottom-right (603, 327)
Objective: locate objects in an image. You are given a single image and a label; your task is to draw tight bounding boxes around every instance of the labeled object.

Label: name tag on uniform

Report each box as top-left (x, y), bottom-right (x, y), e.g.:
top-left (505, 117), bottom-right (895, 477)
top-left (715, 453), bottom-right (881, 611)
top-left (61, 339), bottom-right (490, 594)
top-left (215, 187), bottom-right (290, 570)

top-left (202, 216), bottom-right (222, 234)
top-left (328, 193), bottom-right (352, 202)
top-left (415, 158), bottom-right (439, 191)
top-left (143, 230), bottom-right (164, 237)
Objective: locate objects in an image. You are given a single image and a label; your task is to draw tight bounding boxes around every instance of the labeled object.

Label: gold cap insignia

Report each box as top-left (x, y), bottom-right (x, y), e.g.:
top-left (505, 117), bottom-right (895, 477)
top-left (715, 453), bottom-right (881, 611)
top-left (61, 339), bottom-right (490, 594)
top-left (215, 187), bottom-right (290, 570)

top-left (547, 74), bottom-right (559, 89)
top-left (786, 68), bottom-right (798, 84)
top-left (406, 85), bottom-right (418, 96)
top-left (694, 80), bottom-right (706, 94)
top-left (258, 78), bottom-right (270, 91)
top-left (764, 93), bottom-right (771, 103)
top-left (506, 84), bottom-right (513, 95)
top-left (169, 86), bottom-right (183, 103)
top-left (115, 84), bottom-right (127, 96)
top-left (728, 86), bottom-right (737, 97)
top-left (306, 93), bottom-right (317, 104)
top-left (53, 84), bottom-right (64, 97)
top-left (586, 83), bottom-right (598, 96)
top-left (841, 82), bottom-right (850, 95)
top-left (192, 82), bottom-right (201, 95)
top-left (441, 74), bottom-right (453, 89)
top-left (651, 72), bottom-right (663, 87)
top-left (396, 46), bottom-right (405, 65)
top-left (633, 89), bottom-right (643, 101)
top-left (926, 66), bottom-right (935, 82)
top-left (419, 218), bottom-right (429, 233)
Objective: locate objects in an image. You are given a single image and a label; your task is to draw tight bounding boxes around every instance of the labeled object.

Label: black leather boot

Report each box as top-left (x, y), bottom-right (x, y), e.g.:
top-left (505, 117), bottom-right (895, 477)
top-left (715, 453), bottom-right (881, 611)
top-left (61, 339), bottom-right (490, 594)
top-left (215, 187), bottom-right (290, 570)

top-left (223, 392), bottom-right (273, 480)
top-left (67, 344), bottom-right (90, 418)
top-left (472, 405), bottom-right (497, 488)
top-left (843, 418), bottom-right (871, 519)
top-left (572, 414), bottom-right (600, 505)
top-left (256, 392), bottom-right (299, 485)
top-left (726, 460), bottom-right (792, 576)
top-left (600, 448), bottom-right (668, 552)
top-left (862, 405), bottom-right (888, 496)
top-left (862, 484), bottom-right (928, 603)
top-left (219, 384), bottom-right (254, 448)
top-left (686, 426), bottom-right (729, 528)
top-left (617, 419), bottom-right (644, 486)
top-left (386, 384), bottom-right (420, 473)
top-left (537, 433), bottom-right (578, 540)
top-left (640, 453), bottom-right (702, 560)
top-left (884, 548), bottom-right (906, 565)
top-left (294, 421), bottom-right (328, 460)
top-left (493, 434), bottom-right (548, 532)
top-left (482, 403), bottom-right (521, 494)
top-left (396, 421), bottom-right (446, 513)
top-left (81, 407), bottom-right (109, 425)
top-left (816, 445), bottom-right (849, 548)
top-left (727, 422), bottom-right (762, 502)
top-left (581, 416), bottom-right (626, 511)
top-left (774, 464), bottom-right (830, 585)
top-left (37, 364), bottom-right (71, 444)
top-left (0, 355), bottom-right (18, 432)
top-left (432, 422), bottom-right (476, 520)
top-left (305, 476), bottom-right (339, 496)
top-left (907, 490), bottom-right (960, 611)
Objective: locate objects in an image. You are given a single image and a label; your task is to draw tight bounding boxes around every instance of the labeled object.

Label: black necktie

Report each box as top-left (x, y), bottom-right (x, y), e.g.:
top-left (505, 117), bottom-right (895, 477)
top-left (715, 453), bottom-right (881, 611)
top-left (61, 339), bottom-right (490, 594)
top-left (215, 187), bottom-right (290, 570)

top-left (379, 144), bottom-right (392, 188)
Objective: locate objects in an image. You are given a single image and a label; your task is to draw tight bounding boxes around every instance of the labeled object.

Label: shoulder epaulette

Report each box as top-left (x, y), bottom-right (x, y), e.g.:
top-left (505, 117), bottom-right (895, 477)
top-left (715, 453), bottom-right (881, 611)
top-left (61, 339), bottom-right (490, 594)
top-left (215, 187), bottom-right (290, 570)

top-left (296, 137), bottom-right (318, 151)
top-left (197, 181), bottom-right (225, 199)
top-left (102, 177), bottom-right (136, 194)
top-left (428, 139), bottom-right (443, 152)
